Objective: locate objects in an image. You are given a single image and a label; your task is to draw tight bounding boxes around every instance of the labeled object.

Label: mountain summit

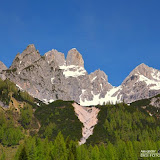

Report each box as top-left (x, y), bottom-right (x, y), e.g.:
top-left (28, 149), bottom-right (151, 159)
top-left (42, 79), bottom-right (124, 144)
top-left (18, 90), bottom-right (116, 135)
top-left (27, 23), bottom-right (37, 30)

top-left (66, 48), bottom-right (84, 67)
top-left (1, 45), bottom-right (160, 105)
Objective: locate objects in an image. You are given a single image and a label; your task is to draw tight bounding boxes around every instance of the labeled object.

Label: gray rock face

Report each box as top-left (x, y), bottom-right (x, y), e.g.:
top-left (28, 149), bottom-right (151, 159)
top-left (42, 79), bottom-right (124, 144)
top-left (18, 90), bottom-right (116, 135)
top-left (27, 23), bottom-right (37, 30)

top-left (2, 45), bottom-right (160, 106)
top-left (121, 63), bottom-right (160, 103)
top-left (66, 48), bottom-right (84, 67)
top-left (44, 49), bottom-right (65, 66)
top-left (10, 44), bottom-right (41, 73)
top-left (89, 69), bottom-right (112, 96)
top-left (0, 61), bottom-right (7, 80)
top-left (0, 61), bottom-right (7, 72)
top-left (150, 97), bottom-right (160, 108)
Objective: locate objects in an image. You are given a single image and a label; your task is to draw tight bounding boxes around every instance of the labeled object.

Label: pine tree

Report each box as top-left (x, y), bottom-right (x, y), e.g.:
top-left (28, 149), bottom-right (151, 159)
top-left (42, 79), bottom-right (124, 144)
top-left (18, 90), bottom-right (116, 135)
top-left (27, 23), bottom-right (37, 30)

top-left (18, 146), bottom-right (28, 160)
top-left (51, 132), bottom-right (68, 160)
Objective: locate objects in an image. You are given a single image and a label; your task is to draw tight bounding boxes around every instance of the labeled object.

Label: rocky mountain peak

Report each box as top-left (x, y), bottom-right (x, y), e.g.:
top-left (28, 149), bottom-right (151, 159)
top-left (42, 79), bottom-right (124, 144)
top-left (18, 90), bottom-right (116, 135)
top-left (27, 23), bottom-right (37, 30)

top-left (22, 44), bottom-right (36, 55)
top-left (89, 69), bottom-right (108, 82)
top-left (122, 63), bottom-right (153, 85)
top-left (132, 63), bottom-right (152, 76)
top-left (0, 61), bottom-right (7, 80)
top-left (44, 49), bottom-right (65, 66)
top-left (10, 44), bottom-right (41, 70)
top-left (66, 48), bottom-right (84, 67)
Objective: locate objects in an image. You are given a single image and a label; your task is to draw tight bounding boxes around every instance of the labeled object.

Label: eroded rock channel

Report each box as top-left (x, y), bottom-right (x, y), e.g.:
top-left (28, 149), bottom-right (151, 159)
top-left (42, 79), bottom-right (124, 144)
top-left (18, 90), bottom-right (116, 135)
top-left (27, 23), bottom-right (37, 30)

top-left (72, 103), bottom-right (100, 145)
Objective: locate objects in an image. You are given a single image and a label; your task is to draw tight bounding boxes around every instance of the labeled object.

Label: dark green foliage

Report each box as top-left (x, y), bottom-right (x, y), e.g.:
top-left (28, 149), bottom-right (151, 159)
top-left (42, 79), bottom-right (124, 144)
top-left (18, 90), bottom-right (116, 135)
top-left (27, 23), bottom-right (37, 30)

top-left (0, 111), bottom-right (23, 146)
top-left (87, 103), bottom-right (160, 145)
top-left (18, 147), bottom-right (28, 160)
top-left (0, 78), bottom-right (36, 108)
top-left (14, 133), bottom-right (160, 160)
top-left (35, 100), bottom-right (82, 141)
top-left (0, 79), bottom-right (18, 105)
top-left (131, 94), bottom-right (160, 119)
top-left (13, 90), bottom-right (37, 109)
top-left (5, 68), bottom-right (17, 74)
top-left (0, 149), bottom-right (6, 160)
top-left (20, 103), bottom-right (33, 129)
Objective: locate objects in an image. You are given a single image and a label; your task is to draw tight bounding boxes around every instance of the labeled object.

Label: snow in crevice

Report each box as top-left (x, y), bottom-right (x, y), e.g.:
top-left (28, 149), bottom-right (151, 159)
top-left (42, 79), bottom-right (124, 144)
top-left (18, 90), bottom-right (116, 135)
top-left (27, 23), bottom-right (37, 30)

top-left (101, 77), bottom-right (107, 81)
top-left (91, 76), bottom-right (97, 82)
top-left (100, 84), bottom-right (102, 90)
top-left (16, 84), bottom-right (23, 91)
top-left (51, 77), bottom-right (55, 84)
top-left (59, 65), bottom-right (86, 78)
top-left (72, 103), bottom-right (100, 145)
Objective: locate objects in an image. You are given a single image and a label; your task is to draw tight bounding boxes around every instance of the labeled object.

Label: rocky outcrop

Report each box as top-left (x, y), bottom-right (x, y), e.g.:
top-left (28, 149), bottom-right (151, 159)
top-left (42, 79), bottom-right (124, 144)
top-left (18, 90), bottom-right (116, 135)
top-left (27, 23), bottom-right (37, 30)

top-left (10, 44), bottom-right (41, 71)
top-left (44, 49), bottom-right (65, 66)
top-left (0, 61), bottom-right (7, 80)
top-left (150, 97), bottom-right (160, 108)
top-left (72, 103), bottom-right (100, 145)
top-left (0, 61), bottom-right (7, 72)
top-left (66, 48), bottom-right (84, 67)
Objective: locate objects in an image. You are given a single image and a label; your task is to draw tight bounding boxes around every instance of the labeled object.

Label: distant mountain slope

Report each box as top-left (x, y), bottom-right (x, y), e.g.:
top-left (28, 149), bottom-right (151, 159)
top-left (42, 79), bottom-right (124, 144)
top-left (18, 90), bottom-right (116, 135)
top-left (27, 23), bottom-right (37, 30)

top-left (1, 44), bottom-right (160, 105)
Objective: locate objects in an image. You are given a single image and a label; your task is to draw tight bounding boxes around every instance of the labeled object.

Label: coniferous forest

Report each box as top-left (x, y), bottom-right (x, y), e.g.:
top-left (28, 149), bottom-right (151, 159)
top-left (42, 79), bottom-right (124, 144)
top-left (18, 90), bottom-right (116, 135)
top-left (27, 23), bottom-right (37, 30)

top-left (0, 78), bottom-right (160, 159)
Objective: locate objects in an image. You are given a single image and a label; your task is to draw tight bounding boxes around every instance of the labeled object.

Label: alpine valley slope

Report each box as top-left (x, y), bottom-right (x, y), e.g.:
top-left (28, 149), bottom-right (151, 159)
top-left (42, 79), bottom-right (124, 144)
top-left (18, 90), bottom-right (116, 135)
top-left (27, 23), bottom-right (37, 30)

top-left (1, 44), bottom-right (160, 106)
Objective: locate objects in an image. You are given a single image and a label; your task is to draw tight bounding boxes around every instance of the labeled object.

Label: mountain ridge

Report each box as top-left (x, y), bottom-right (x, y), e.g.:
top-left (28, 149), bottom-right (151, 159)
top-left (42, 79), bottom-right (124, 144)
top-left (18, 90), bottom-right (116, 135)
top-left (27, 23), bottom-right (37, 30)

top-left (1, 44), bottom-right (160, 106)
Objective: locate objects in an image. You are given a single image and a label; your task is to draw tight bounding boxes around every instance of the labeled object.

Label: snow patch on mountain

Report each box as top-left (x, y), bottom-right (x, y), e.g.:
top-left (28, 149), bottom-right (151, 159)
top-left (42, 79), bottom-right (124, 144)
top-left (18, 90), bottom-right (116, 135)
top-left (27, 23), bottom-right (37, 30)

top-left (51, 77), bottom-right (55, 84)
top-left (80, 86), bottom-right (122, 106)
top-left (137, 75), bottom-right (160, 90)
top-left (59, 65), bottom-right (86, 78)
top-left (151, 69), bottom-right (160, 81)
top-left (16, 84), bottom-right (23, 91)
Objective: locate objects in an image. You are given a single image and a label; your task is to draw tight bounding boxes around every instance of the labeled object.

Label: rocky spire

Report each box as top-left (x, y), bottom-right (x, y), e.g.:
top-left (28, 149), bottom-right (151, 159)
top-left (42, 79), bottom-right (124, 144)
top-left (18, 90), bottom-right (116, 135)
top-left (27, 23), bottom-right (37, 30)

top-left (66, 48), bottom-right (84, 67)
top-left (44, 49), bottom-right (66, 66)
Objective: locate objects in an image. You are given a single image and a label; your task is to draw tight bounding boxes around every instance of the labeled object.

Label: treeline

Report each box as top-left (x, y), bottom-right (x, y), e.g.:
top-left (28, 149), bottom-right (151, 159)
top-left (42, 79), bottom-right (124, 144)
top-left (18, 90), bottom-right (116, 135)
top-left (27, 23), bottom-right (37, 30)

top-left (0, 78), bottom-right (35, 106)
top-left (2, 132), bottom-right (158, 160)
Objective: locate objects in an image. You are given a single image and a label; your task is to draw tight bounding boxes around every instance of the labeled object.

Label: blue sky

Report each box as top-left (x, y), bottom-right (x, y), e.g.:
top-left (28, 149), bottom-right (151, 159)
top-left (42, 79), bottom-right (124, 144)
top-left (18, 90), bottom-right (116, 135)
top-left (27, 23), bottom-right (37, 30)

top-left (0, 0), bottom-right (160, 86)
